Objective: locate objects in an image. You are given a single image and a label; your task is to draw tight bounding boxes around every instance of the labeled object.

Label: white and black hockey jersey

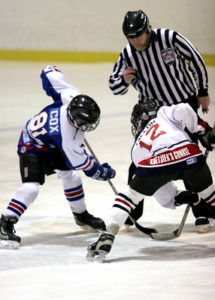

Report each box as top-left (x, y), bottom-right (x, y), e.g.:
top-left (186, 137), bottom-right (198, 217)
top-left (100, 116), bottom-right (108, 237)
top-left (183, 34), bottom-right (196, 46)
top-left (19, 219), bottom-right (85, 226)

top-left (109, 29), bottom-right (208, 106)
top-left (131, 103), bottom-right (206, 176)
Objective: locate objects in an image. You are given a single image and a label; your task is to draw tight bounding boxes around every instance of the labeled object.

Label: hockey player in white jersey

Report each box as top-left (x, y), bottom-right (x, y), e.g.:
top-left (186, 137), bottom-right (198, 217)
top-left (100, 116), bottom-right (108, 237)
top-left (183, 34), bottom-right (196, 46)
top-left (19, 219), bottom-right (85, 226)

top-left (0, 67), bottom-right (116, 248)
top-left (87, 100), bottom-right (215, 262)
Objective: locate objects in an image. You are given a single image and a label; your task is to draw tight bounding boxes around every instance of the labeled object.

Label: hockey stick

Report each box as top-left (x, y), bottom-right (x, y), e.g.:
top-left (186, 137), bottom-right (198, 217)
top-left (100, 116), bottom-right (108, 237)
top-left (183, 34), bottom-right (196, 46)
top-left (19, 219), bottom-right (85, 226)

top-left (150, 122), bottom-right (215, 241)
top-left (150, 204), bottom-right (191, 241)
top-left (84, 138), bottom-right (157, 235)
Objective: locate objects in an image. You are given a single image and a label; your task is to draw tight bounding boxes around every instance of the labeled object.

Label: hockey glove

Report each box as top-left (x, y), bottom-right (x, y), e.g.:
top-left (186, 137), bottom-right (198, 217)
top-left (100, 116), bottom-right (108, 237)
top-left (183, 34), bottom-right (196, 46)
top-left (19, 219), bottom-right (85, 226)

top-left (198, 123), bottom-right (215, 151)
top-left (174, 190), bottom-right (199, 206)
top-left (84, 162), bottom-right (116, 181)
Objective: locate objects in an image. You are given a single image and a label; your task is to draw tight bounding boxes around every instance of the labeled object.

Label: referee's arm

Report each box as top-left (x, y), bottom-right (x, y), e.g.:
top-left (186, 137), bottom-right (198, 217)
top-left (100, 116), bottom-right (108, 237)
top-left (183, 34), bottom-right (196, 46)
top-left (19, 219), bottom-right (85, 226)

top-left (109, 53), bottom-right (130, 95)
top-left (173, 31), bottom-right (208, 97)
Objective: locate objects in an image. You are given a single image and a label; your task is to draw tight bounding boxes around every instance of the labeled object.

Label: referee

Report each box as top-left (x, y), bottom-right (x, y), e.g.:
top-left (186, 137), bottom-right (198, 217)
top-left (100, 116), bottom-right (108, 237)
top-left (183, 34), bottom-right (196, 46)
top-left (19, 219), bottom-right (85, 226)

top-left (109, 10), bottom-right (210, 113)
top-left (109, 10), bottom-right (211, 228)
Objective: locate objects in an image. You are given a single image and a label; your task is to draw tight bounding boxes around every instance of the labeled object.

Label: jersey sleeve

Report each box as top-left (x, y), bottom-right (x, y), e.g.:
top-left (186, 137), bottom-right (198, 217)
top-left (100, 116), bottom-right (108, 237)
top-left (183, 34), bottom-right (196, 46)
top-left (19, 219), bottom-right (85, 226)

top-left (40, 66), bottom-right (80, 104)
top-left (162, 103), bottom-right (205, 134)
top-left (173, 32), bottom-right (208, 97)
top-left (109, 52), bottom-right (129, 95)
top-left (58, 106), bottom-right (95, 170)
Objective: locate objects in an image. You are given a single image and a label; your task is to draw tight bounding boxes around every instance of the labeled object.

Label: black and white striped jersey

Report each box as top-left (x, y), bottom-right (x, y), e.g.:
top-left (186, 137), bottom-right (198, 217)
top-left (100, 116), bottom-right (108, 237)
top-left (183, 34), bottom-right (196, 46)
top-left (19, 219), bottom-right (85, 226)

top-left (109, 28), bottom-right (208, 107)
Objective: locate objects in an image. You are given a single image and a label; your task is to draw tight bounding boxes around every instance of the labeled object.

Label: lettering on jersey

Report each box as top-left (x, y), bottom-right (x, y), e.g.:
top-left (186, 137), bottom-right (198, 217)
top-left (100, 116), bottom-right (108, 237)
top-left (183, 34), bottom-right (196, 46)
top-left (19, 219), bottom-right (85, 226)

top-left (138, 145), bottom-right (198, 167)
top-left (161, 48), bottom-right (175, 65)
top-left (49, 109), bottom-right (59, 135)
top-left (150, 147), bottom-right (191, 165)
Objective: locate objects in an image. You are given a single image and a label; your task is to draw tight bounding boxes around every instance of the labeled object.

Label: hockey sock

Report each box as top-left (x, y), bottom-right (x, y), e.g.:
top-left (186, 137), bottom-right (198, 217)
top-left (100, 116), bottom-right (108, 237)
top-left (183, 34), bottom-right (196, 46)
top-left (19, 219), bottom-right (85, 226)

top-left (5, 182), bottom-right (39, 218)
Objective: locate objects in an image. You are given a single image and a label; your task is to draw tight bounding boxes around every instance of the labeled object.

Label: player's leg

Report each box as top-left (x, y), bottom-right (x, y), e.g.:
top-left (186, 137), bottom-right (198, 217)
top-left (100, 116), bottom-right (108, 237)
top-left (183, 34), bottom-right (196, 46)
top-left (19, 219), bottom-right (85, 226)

top-left (183, 163), bottom-right (215, 232)
top-left (87, 184), bottom-right (144, 261)
top-left (124, 162), bottom-right (144, 227)
top-left (56, 169), bottom-right (105, 231)
top-left (0, 154), bottom-right (43, 248)
top-left (154, 181), bottom-right (200, 211)
top-left (45, 149), bottom-right (105, 231)
top-left (87, 171), bottom-right (197, 260)
top-left (88, 172), bottom-right (172, 261)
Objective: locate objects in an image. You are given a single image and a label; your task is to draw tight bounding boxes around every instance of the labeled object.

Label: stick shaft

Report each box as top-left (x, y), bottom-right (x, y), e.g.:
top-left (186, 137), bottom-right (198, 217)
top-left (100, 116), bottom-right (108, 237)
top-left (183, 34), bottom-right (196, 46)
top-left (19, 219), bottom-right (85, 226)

top-left (84, 138), bottom-right (118, 195)
top-left (84, 138), bottom-right (156, 235)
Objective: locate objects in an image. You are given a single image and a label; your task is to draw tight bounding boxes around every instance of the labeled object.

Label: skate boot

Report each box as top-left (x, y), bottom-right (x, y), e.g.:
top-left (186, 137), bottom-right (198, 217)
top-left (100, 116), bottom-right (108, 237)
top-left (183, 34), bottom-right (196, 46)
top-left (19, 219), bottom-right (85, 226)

top-left (87, 232), bottom-right (115, 262)
top-left (0, 214), bottom-right (21, 249)
top-left (73, 210), bottom-right (106, 231)
top-left (87, 224), bottom-right (119, 262)
top-left (191, 199), bottom-right (215, 233)
top-left (195, 217), bottom-right (212, 233)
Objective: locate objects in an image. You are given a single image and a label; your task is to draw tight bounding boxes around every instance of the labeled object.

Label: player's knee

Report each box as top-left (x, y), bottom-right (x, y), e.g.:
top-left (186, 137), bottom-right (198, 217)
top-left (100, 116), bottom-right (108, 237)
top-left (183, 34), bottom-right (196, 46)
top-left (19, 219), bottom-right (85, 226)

top-left (22, 182), bottom-right (39, 203)
top-left (123, 185), bottom-right (143, 205)
top-left (56, 169), bottom-right (73, 179)
top-left (56, 170), bottom-right (82, 188)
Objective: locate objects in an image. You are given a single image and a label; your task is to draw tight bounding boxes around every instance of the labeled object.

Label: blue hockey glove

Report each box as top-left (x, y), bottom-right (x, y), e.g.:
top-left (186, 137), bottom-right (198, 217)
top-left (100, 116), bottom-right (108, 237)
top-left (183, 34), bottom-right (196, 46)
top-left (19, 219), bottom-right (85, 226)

top-left (84, 162), bottom-right (116, 181)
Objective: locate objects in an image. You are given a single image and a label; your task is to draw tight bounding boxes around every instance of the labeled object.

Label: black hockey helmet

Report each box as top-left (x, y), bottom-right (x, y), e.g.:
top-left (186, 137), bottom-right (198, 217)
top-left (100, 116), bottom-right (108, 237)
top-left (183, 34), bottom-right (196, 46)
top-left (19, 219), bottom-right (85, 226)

top-left (67, 94), bottom-right (100, 132)
top-left (131, 99), bottom-right (158, 136)
top-left (122, 10), bottom-right (151, 39)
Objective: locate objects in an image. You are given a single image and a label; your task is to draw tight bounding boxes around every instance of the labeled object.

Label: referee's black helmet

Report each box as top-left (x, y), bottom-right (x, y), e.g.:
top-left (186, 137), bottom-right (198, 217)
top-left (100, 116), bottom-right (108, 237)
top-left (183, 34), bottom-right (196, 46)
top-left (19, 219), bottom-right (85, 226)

top-left (122, 10), bottom-right (151, 39)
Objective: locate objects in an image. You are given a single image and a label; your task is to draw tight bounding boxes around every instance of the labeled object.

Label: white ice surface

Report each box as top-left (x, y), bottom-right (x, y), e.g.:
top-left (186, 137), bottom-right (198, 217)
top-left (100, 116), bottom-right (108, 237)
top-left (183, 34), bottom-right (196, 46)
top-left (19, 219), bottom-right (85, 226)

top-left (0, 62), bottom-right (215, 300)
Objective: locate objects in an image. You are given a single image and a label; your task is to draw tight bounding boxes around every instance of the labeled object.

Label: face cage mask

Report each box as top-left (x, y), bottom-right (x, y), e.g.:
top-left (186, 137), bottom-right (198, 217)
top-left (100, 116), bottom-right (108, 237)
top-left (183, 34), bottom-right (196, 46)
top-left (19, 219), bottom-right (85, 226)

top-left (131, 111), bottom-right (156, 137)
top-left (74, 117), bottom-right (100, 132)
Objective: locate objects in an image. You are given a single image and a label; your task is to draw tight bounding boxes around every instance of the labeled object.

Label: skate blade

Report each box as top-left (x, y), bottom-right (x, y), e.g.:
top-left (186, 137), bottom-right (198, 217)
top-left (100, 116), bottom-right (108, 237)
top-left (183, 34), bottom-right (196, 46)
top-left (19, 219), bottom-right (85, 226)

top-left (79, 225), bottom-right (97, 232)
top-left (0, 239), bottom-right (20, 249)
top-left (196, 224), bottom-right (212, 233)
top-left (86, 251), bottom-right (107, 263)
top-left (122, 224), bottom-right (134, 232)
top-left (74, 220), bottom-right (97, 232)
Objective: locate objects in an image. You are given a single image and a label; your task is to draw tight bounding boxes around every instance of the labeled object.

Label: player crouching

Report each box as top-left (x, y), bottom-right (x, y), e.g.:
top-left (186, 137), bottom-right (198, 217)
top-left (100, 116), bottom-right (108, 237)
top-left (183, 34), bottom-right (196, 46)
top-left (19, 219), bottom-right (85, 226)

top-left (87, 100), bottom-right (215, 262)
top-left (0, 91), bottom-right (116, 249)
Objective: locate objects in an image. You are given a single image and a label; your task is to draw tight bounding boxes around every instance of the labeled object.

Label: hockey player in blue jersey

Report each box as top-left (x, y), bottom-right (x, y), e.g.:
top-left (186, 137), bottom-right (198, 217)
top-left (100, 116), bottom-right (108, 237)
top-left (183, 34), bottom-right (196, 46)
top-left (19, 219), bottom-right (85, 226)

top-left (0, 66), bottom-right (116, 248)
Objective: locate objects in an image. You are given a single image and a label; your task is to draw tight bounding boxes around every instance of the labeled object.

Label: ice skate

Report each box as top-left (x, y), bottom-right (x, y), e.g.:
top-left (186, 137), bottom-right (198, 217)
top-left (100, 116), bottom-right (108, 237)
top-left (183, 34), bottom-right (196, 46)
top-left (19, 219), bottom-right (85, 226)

top-left (0, 215), bottom-right (21, 249)
top-left (87, 232), bottom-right (115, 263)
top-left (73, 210), bottom-right (106, 231)
top-left (195, 217), bottom-right (214, 233)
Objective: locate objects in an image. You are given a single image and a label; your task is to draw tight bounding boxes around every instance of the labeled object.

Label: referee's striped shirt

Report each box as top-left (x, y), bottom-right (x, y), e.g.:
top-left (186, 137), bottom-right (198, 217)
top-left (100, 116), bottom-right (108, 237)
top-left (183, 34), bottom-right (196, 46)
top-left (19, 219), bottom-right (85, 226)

top-left (109, 28), bottom-right (208, 107)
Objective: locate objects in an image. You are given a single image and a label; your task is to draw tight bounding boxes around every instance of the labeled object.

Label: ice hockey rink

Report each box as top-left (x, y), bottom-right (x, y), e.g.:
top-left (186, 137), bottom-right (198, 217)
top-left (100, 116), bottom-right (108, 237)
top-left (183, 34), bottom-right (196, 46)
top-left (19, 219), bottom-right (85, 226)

top-left (0, 61), bottom-right (215, 300)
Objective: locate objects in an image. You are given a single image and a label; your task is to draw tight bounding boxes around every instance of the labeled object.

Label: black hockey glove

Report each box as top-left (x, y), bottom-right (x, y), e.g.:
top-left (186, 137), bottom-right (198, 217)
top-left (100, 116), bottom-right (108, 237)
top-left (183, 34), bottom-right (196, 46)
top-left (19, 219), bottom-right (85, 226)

top-left (198, 124), bottom-right (215, 151)
top-left (174, 190), bottom-right (199, 206)
top-left (84, 162), bottom-right (116, 181)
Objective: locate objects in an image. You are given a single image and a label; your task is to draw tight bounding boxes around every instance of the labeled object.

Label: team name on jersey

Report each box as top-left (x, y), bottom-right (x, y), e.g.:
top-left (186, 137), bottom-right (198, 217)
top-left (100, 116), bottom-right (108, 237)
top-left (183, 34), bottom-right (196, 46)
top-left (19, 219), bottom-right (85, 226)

top-left (49, 109), bottom-right (60, 135)
top-left (150, 147), bottom-right (191, 165)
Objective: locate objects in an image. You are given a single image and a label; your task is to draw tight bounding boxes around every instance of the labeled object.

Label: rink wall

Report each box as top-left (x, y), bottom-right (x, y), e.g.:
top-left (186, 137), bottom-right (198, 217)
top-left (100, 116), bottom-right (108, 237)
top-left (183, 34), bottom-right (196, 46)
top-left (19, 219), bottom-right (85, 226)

top-left (0, 0), bottom-right (215, 65)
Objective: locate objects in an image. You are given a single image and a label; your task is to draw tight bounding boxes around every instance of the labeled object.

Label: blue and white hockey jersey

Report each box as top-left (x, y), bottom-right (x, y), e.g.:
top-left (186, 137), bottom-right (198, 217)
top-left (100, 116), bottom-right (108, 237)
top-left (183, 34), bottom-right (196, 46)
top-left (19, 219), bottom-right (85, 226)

top-left (40, 65), bottom-right (80, 104)
top-left (18, 66), bottom-right (94, 171)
